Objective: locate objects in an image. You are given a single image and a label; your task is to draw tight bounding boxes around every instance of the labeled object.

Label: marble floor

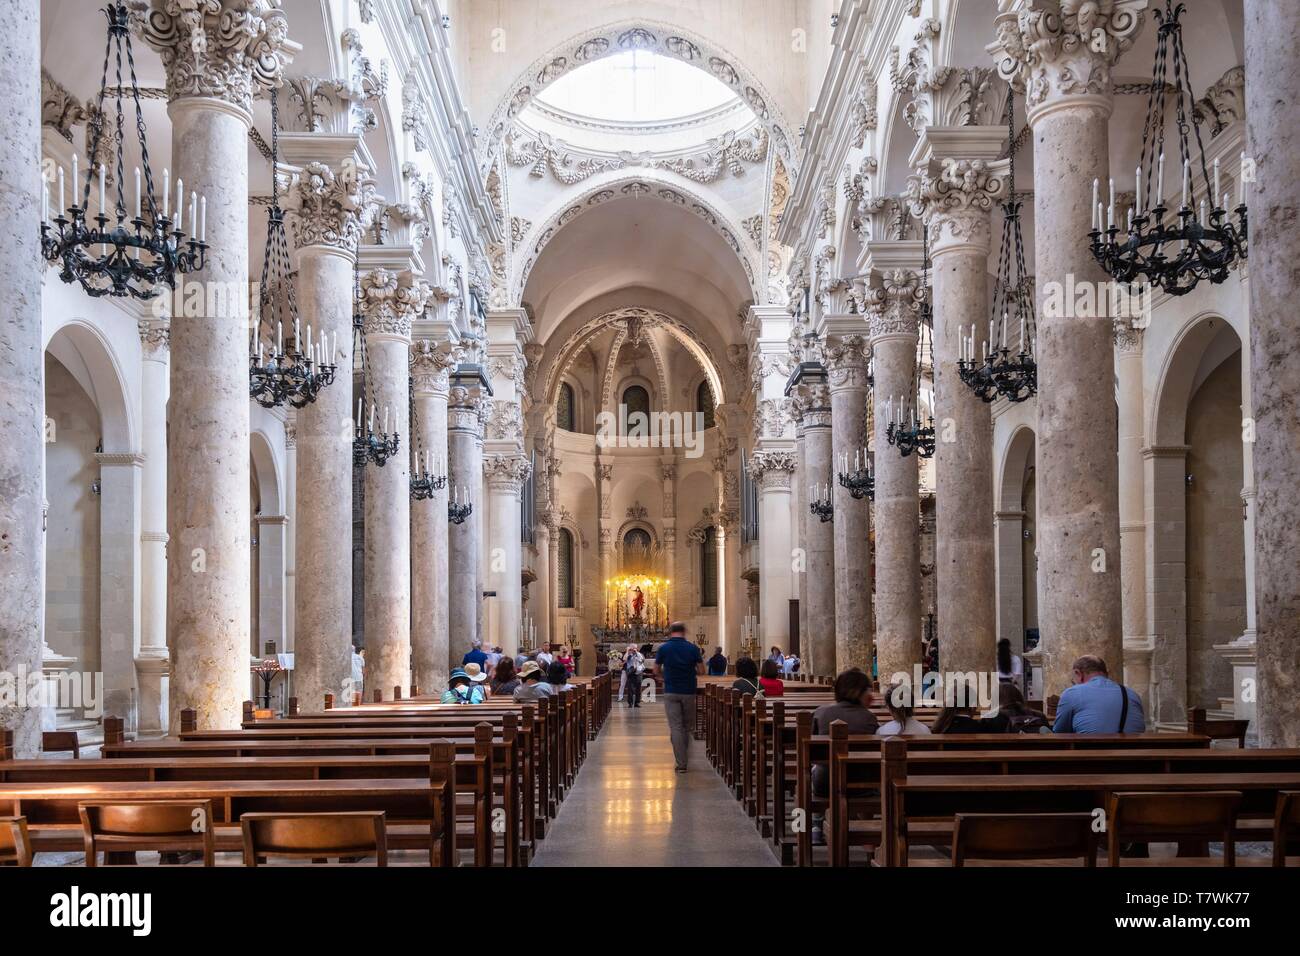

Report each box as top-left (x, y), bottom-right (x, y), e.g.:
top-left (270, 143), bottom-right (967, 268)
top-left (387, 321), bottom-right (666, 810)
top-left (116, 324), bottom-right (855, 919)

top-left (530, 698), bottom-right (780, 867)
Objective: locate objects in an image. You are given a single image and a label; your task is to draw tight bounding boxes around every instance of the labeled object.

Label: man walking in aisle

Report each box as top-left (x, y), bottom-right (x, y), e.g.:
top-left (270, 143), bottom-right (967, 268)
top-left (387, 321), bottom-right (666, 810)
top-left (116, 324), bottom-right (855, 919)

top-left (653, 622), bottom-right (704, 774)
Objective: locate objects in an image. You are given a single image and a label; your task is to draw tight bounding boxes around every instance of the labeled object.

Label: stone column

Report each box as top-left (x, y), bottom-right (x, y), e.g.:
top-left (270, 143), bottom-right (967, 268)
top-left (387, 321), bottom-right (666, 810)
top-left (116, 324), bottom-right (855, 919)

top-left (447, 373), bottom-right (489, 668)
top-left (909, 159), bottom-right (1005, 681)
top-left (282, 421), bottom-right (296, 652)
top-left (139, 1), bottom-right (294, 731)
top-left (824, 332), bottom-right (873, 672)
top-left (136, 321), bottom-right (170, 734)
top-left (410, 340), bottom-right (455, 693)
top-left (0, 0), bottom-right (42, 755)
top-left (1245, 0), bottom-right (1300, 747)
top-left (358, 269), bottom-right (430, 699)
top-left (660, 461), bottom-right (678, 631)
top-left (1144, 444), bottom-right (1188, 727)
top-left (1115, 322), bottom-right (1152, 704)
top-left (288, 159), bottom-right (377, 710)
top-left (791, 368), bottom-right (836, 676)
top-left (95, 453), bottom-right (143, 726)
top-left (253, 514), bottom-right (286, 658)
top-left (532, 520), bottom-right (552, 651)
top-left (750, 452), bottom-right (798, 650)
top-left (989, 1), bottom-right (1145, 694)
top-left (866, 270), bottom-right (924, 686)
top-left (485, 455), bottom-right (531, 655)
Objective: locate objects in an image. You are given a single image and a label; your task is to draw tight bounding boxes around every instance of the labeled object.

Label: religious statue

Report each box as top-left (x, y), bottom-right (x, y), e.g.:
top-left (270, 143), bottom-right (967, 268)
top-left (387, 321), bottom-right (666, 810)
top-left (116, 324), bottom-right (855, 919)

top-left (631, 586), bottom-right (645, 619)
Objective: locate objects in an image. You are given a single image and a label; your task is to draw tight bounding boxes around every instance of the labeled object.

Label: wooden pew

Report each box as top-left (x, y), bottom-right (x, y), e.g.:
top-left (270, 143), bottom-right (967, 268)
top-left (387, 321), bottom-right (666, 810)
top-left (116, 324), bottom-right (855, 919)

top-left (0, 775), bottom-right (456, 866)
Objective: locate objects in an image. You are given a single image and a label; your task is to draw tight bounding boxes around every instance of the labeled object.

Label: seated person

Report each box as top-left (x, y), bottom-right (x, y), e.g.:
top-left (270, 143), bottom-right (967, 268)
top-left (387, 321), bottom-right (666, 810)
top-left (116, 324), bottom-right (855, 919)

top-left (877, 683), bottom-right (931, 735)
top-left (810, 669), bottom-right (879, 845)
top-left (546, 661), bottom-right (574, 692)
top-left (758, 659), bottom-right (786, 697)
top-left (463, 662), bottom-right (490, 696)
top-left (512, 660), bottom-right (557, 702)
top-left (998, 682), bottom-right (1051, 733)
top-left (932, 680), bottom-right (1008, 734)
top-left (731, 657), bottom-right (760, 696)
top-left (1052, 655), bottom-right (1146, 734)
top-left (441, 668), bottom-right (486, 704)
top-left (707, 647), bottom-right (728, 676)
top-left (490, 658), bottom-right (521, 696)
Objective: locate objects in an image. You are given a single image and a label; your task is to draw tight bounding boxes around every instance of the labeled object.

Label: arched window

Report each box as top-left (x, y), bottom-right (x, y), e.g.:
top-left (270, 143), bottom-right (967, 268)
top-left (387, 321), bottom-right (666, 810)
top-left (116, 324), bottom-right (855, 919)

top-left (622, 385), bottom-right (650, 437)
top-left (556, 382), bottom-right (576, 432)
top-left (557, 528), bottom-right (575, 609)
top-left (697, 380), bottom-right (715, 430)
top-left (700, 526), bottom-right (718, 607)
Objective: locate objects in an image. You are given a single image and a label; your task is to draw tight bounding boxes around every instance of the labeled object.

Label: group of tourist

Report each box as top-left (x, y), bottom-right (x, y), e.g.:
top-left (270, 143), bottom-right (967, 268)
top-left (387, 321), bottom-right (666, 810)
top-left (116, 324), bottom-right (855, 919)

top-left (439, 640), bottom-right (578, 705)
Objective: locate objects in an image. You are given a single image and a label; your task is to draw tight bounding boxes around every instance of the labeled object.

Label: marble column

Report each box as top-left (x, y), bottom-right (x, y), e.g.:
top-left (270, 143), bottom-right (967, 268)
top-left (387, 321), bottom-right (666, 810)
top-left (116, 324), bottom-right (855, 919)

top-left (990, 1), bottom-right (1144, 694)
top-left (282, 421), bottom-right (296, 652)
top-left (447, 374), bottom-right (489, 667)
top-left (909, 160), bottom-right (1005, 681)
top-left (867, 271), bottom-right (924, 686)
top-left (96, 453), bottom-right (143, 726)
top-left (358, 269), bottom-right (430, 699)
top-left (0, 0), bottom-right (42, 755)
top-left (288, 159), bottom-right (376, 710)
top-left (1115, 322), bottom-right (1152, 704)
top-left (410, 340), bottom-right (455, 693)
top-left (824, 333), bottom-right (873, 672)
top-left (750, 451), bottom-right (798, 650)
top-left (139, 2), bottom-right (294, 731)
top-left (532, 520), bottom-right (552, 651)
top-left (136, 322), bottom-right (170, 734)
top-left (1245, 0), bottom-right (1300, 746)
top-left (792, 369), bottom-right (836, 676)
top-left (485, 455), bottom-right (531, 655)
top-left (254, 514), bottom-right (286, 655)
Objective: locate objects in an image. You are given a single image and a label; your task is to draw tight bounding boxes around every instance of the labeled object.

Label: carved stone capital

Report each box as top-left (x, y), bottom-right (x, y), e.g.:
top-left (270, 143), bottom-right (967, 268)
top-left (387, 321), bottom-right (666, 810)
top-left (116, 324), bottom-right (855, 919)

top-left (866, 268), bottom-right (925, 341)
top-left (824, 335), bottom-right (871, 390)
top-left (358, 269), bottom-right (431, 340)
top-left (289, 160), bottom-right (381, 254)
top-left (484, 454), bottom-right (532, 494)
top-left (749, 451), bottom-right (798, 492)
top-left (907, 158), bottom-right (1008, 253)
top-left (410, 339), bottom-right (458, 397)
top-left (138, 319), bottom-right (170, 358)
top-left (1113, 318), bottom-right (1145, 354)
top-left (133, 0), bottom-right (295, 114)
top-left (987, 0), bottom-right (1147, 114)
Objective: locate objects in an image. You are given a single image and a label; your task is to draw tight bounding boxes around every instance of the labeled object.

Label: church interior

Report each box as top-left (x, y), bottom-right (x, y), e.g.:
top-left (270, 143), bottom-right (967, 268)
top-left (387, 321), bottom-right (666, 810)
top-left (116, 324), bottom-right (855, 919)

top-left (2, 0), bottom-right (1299, 897)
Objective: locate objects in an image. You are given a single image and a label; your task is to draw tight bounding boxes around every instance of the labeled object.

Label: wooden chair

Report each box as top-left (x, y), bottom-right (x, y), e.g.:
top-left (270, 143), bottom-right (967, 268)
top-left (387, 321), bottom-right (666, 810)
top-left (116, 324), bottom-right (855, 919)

top-left (79, 799), bottom-right (216, 866)
top-left (952, 812), bottom-right (1097, 867)
top-left (1273, 791), bottom-right (1300, 867)
top-left (240, 811), bottom-right (388, 866)
top-left (1106, 790), bottom-right (1241, 867)
top-left (0, 817), bottom-right (33, 867)
top-left (41, 730), bottom-right (80, 758)
top-left (1189, 708), bottom-right (1250, 748)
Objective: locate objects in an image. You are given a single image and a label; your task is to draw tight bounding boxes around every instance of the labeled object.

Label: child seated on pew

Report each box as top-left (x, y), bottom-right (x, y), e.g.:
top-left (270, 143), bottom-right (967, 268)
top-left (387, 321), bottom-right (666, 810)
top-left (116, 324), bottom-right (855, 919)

top-left (877, 684), bottom-right (931, 736)
top-left (442, 668), bottom-right (487, 705)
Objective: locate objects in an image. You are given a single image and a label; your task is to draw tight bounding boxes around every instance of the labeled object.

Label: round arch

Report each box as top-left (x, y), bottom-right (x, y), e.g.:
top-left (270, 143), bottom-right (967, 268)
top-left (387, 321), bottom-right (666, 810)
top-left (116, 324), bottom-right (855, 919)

top-left (481, 20), bottom-right (798, 179)
top-left (250, 429), bottom-right (284, 517)
top-left (1151, 312), bottom-right (1243, 448)
top-left (999, 424), bottom-right (1037, 513)
top-left (514, 171), bottom-right (762, 305)
top-left (44, 319), bottom-right (135, 454)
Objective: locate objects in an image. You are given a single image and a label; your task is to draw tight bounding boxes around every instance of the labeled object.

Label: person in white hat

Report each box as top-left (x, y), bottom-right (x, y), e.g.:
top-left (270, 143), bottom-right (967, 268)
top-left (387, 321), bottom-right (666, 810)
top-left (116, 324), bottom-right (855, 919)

top-left (463, 662), bottom-right (490, 697)
top-left (512, 660), bottom-right (557, 702)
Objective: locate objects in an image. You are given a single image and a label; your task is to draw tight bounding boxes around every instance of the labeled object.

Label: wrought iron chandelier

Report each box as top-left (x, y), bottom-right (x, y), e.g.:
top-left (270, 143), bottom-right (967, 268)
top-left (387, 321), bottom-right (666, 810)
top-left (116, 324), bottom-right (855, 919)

top-left (447, 488), bottom-right (473, 525)
top-left (836, 449), bottom-right (874, 501)
top-left (408, 392), bottom-right (448, 500)
top-left (809, 480), bottom-right (833, 522)
top-left (351, 272), bottom-right (399, 469)
top-left (1089, 0), bottom-right (1247, 296)
top-left (249, 89), bottom-right (337, 410)
top-left (887, 226), bottom-right (938, 458)
top-left (958, 91), bottom-right (1037, 404)
top-left (41, 3), bottom-right (207, 298)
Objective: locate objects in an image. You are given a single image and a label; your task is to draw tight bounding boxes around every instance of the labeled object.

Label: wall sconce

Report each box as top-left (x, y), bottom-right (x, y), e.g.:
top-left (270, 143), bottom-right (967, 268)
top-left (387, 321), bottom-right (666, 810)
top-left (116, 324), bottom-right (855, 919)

top-left (90, 479), bottom-right (101, 497)
top-left (1023, 528), bottom-right (1033, 540)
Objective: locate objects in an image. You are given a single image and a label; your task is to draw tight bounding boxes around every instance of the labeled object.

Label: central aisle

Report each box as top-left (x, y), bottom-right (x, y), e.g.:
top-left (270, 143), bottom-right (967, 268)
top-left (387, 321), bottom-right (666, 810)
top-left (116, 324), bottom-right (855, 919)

top-left (531, 698), bottom-right (779, 867)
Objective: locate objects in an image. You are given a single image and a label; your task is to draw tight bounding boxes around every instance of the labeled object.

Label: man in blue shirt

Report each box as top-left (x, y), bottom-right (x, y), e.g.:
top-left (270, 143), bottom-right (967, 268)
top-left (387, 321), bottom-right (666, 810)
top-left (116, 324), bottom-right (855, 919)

top-left (462, 642), bottom-right (488, 669)
top-left (653, 623), bottom-right (704, 773)
top-left (1052, 655), bottom-right (1146, 734)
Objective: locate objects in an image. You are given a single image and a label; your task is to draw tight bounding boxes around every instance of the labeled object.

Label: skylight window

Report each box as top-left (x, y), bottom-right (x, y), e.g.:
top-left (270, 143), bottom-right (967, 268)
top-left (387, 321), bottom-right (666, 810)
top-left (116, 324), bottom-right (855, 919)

top-left (535, 51), bottom-right (739, 123)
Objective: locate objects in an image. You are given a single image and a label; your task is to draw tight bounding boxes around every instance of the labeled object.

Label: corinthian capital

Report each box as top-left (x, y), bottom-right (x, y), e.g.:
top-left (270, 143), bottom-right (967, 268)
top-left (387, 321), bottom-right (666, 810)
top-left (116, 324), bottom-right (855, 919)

top-left (907, 157), bottom-right (1008, 252)
top-left (866, 269), bottom-right (925, 341)
top-left (358, 269), bottom-right (432, 339)
top-left (410, 339), bottom-right (458, 397)
top-left (484, 454), bottom-right (533, 495)
top-left (824, 335), bottom-right (871, 390)
top-left (133, 0), bottom-right (295, 114)
top-left (987, 0), bottom-right (1147, 113)
top-left (748, 451), bottom-right (798, 492)
top-left (289, 161), bottom-right (381, 253)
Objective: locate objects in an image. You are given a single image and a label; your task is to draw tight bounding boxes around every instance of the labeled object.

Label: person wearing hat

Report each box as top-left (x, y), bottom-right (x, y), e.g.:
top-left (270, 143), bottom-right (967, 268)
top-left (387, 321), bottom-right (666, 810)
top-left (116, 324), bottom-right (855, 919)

top-left (441, 667), bottom-right (486, 704)
top-left (652, 622), bottom-right (704, 773)
top-left (464, 662), bottom-right (491, 697)
top-left (512, 660), bottom-right (557, 702)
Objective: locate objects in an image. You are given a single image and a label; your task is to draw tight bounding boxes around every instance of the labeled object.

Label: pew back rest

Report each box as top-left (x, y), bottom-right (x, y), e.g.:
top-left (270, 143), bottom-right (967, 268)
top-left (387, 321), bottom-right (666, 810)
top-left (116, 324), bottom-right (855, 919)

top-left (1106, 790), bottom-right (1242, 866)
top-left (952, 812), bottom-right (1097, 866)
top-left (41, 731), bottom-right (80, 758)
top-left (0, 816), bottom-right (32, 866)
top-left (241, 811), bottom-right (388, 866)
top-left (1275, 791), bottom-right (1300, 867)
top-left (79, 798), bottom-right (217, 866)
